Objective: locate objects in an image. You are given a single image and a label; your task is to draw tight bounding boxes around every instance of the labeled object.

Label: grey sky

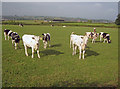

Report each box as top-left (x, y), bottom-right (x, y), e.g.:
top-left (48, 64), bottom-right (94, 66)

top-left (2, 2), bottom-right (118, 21)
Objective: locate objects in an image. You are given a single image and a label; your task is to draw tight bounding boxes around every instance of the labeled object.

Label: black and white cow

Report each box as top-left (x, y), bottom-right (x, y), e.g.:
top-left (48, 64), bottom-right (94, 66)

top-left (19, 24), bottom-right (24, 27)
top-left (4, 29), bottom-right (13, 40)
top-left (42, 33), bottom-right (51, 49)
top-left (51, 24), bottom-right (54, 27)
top-left (11, 32), bottom-right (20, 49)
top-left (99, 32), bottom-right (111, 43)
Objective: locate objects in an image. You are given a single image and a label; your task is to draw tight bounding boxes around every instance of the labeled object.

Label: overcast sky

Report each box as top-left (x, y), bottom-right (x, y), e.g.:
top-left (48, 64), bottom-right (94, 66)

top-left (2, 2), bottom-right (118, 21)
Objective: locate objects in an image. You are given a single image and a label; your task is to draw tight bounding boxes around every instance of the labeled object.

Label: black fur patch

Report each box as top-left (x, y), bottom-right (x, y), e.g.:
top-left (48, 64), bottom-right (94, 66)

top-left (102, 33), bottom-right (108, 38)
top-left (4, 29), bottom-right (10, 35)
top-left (106, 36), bottom-right (111, 43)
top-left (11, 33), bottom-right (20, 43)
top-left (42, 34), bottom-right (50, 41)
top-left (81, 37), bottom-right (84, 39)
top-left (9, 32), bottom-right (13, 36)
top-left (32, 37), bottom-right (35, 39)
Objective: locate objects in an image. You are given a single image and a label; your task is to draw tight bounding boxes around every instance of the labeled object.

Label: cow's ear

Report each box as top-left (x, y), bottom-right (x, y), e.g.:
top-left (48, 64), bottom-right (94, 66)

top-left (32, 37), bottom-right (35, 39)
top-left (42, 34), bottom-right (44, 35)
top-left (81, 37), bottom-right (84, 39)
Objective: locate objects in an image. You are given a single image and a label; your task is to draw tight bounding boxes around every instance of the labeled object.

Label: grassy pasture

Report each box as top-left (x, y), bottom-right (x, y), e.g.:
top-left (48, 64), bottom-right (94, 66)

top-left (2, 20), bottom-right (118, 28)
top-left (2, 25), bottom-right (118, 87)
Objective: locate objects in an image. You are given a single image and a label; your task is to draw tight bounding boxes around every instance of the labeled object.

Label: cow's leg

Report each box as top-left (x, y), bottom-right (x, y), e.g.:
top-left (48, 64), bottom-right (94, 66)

top-left (103, 39), bottom-right (106, 43)
top-left (83, 50), bottom-right (85, 59)
top-left (43, 41), bottom-right (47, 49)
top-left (92, 39), bottom-right (94, 43)
top-left (15, 43), bottom-right (17, 49)
top-left (49, 41), bottom-right (51, 47)
top-left (46, 42), bottom-right (48, 48)
top-left (8, 36), bottom-right (9, 40)
top-left (44, 42), bottom-right (47, 49)
top-left (100, 36), bottom-right (102, 42)
top-left (74, 45), bottom-right (77, 55)
top-left (107, 39), bottom-right (109, 43)
top-left (70, 39), bottom-right (72, 48)
top-left (18, 42), bottom-right (20, 49)
top-left (72, 42), bottom-right (74, 49)
top-left (32, 47), bottom-right (34, 58)
top-left (37, 50), bottom-right (40, 58)
top-left (12, 40), bottom-right (14, 46)
top-left (24, 43), bottom-right (28, 56)
top-left (4, 32), bottom-right (6, 40)
top-left (79, 46), bottom-right (82, 59)
top-left (72, 44), bottom-right (75, 55)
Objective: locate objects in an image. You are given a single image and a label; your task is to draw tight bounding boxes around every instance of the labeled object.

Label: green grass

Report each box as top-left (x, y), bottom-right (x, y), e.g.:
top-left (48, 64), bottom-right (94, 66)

top-left (2, 25), bottom-right (118, 87)
top-left (2, 20), bottom-right (117, 28)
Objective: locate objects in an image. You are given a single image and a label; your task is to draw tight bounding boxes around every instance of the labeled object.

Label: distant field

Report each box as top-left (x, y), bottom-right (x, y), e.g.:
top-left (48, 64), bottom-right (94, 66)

top-left (2, 25), bottom-right (118, 87)
top-left (2, 20), bottom-right (118, 28)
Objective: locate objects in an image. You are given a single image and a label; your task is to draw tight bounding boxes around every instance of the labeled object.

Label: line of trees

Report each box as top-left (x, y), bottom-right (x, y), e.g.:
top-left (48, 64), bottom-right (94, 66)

top-left (115, 14), bottom-right (120, 25)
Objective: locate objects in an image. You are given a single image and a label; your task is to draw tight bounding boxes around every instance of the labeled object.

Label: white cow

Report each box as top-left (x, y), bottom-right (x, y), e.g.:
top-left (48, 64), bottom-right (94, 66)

top-left (63, 26), bottom-right (66, 27)
top-left (22, 34), bottom-right (42, 58)
top-left (71, 35), bottom-right (88, 59)
top-left (70, 32), bottom-right (84, 48)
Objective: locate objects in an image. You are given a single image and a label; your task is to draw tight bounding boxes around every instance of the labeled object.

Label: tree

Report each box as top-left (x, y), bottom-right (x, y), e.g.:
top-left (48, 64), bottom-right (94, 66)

top-left (115, 14), bottom-right (120, 25)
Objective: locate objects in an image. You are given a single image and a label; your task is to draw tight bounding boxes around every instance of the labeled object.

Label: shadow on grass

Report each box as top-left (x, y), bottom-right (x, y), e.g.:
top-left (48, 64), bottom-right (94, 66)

top-left (50, 44), bottom-right (62, 48)
top-left (52, 79), bottom-right (99, 87)
top-left (51, 79), bottom-right (117, 87)
top-left (86, 49), bottom-right (99, 57)
top-left (40, 49), bottom-right (64, 57)
top-left (75, 48), bottom-right (99, 58)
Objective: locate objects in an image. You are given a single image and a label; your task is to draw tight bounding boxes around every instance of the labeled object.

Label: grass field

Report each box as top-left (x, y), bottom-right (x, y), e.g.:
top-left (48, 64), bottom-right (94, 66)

top-left (2, 20), bottom-right (118, 28)
top-left (2, 25), bottom-right (118, 87)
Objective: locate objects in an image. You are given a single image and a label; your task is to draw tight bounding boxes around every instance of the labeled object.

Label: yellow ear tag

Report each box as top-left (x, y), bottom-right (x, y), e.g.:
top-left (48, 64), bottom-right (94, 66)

top-left (40, 38), bottom-right (42, 40)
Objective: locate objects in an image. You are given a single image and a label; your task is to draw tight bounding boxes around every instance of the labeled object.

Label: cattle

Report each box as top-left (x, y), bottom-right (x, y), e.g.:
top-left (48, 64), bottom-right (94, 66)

top-left (99, 32), bottom-right (111, 43)
top-left (22, 34), bottom-right (42, 58)
top-left (63, 26), bottom-right (66, 27)
top-left (71, 35), bottom-right (89, 59)
top-left (85, 32), bottom-right (99, 43)
top-left (42, 33), bottom-right (51, 49)
top-left (4, 29), bottom-right (10, 40)
top-left (91, 33), bottom-right (99, 43)
top-left (4, 29), bottom-right (13, 40)
top-left (70, 32), bottom-right (84, 48)
top-left (19, 24), bottom-right (24, 27)
top-left (51, 25), bottom-right (54, 27)
top-left (85, 32), bottom-right (94, 38)
top-left (11, 32), bottom-right (20, 49)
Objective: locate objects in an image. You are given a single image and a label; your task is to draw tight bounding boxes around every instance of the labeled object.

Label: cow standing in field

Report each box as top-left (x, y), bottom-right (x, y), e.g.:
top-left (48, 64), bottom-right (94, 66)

top-left (4, 29), bottom-right (13, 40)
top-left (19, 24), bottom-right (24, 27)
top-left (85, 32), bottom-right (99, 43)
top-left (85, 32), bottom-right (94, 38)
top-left (22, 34), bottom-right (42, 58)
top-left (70, 32), bottom-right (84, 48)
top-left (91, 33), bottom-right (99, 43)
top-left (42, 33), bottom-right (51, 49)
top-left (11, 32), bottom-right (20, 49)
top-left (99, 32), bottom-right (111, 43)
top-left (51, 25), bottom-right (54, 27)
top-left (63, 26), bottom-right (66, 27)
top-left (70, 32), bottom-right (89, 59)
top-left (4, 29), bottom-right (10, 40)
